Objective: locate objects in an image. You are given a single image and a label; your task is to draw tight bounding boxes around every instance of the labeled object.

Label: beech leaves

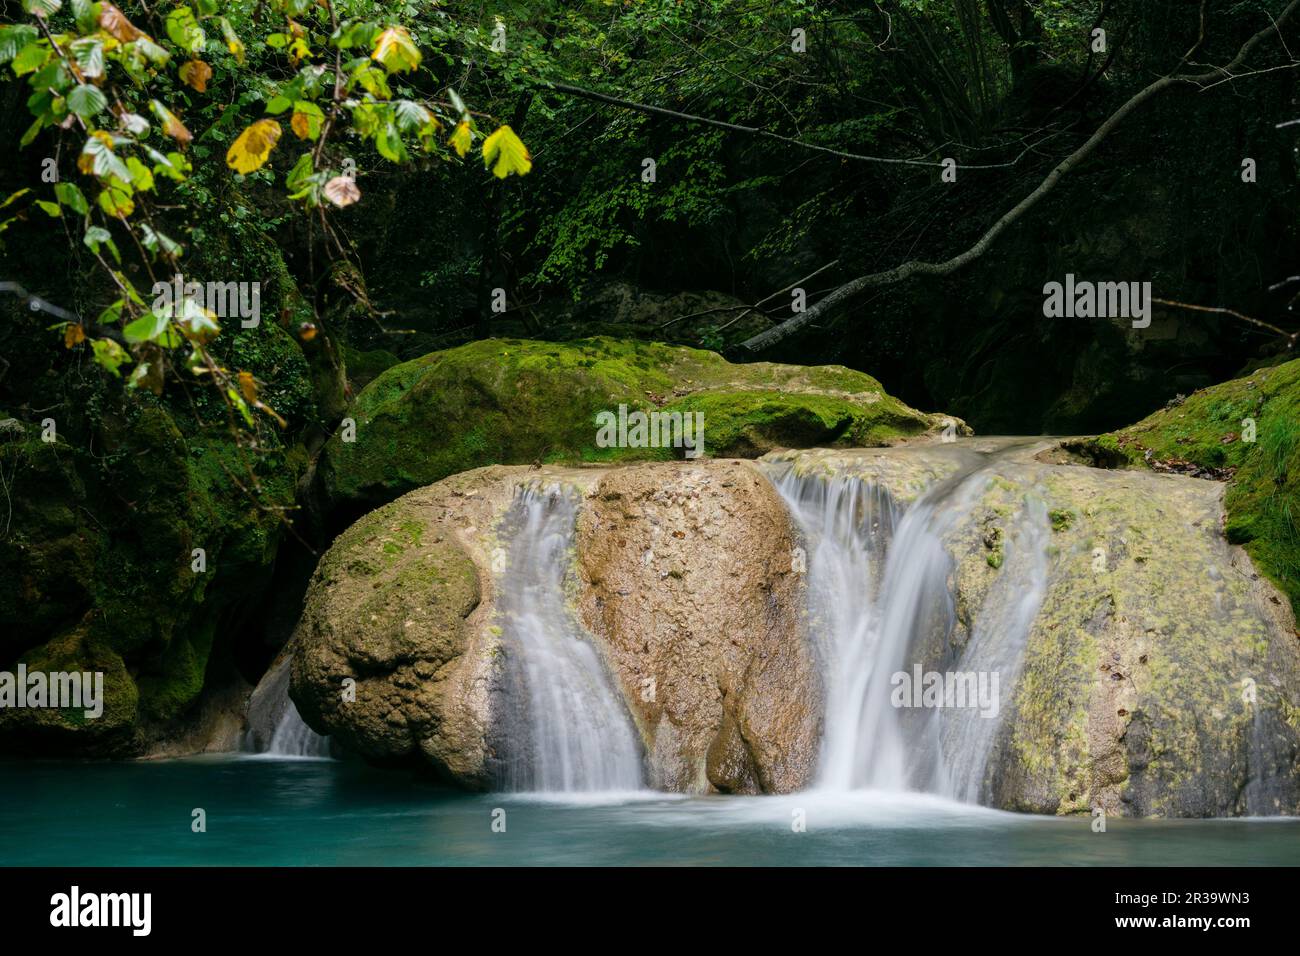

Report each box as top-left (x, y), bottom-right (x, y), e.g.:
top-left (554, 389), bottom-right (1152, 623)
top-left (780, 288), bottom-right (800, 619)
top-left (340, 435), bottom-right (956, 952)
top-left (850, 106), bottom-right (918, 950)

top-left (226, 119), bottom-right (282, 174)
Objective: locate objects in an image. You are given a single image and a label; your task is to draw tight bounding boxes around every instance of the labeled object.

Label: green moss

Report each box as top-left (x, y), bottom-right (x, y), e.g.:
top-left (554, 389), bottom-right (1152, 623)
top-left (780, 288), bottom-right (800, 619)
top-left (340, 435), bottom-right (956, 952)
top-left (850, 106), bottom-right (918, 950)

top-left (1049, 509), bottom-right (1075, 532)
top-left (343, 345), bottom-right (401, 391)
top-left (1097, 358), bottom-right (1300, 617)
top-left (323, 336), bottom-right (956, 507)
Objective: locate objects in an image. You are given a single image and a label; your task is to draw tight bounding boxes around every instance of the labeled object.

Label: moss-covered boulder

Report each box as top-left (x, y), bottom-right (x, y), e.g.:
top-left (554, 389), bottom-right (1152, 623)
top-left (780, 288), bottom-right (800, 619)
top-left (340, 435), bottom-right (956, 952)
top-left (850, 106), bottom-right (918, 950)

top-left (1088, 358), bottom-right (1300, 617)
top-left (321, 336), bottom-right (965, 510)
top-left (0, 271), bottom-right (317, 754)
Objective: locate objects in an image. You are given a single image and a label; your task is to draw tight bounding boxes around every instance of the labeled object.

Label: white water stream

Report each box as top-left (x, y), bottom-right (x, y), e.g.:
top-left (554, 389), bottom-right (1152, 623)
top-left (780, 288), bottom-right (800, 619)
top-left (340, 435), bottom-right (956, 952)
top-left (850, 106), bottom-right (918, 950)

top-left (493, 485), bottom-right (644, 792)
top-left (766, 447), bottom-right (1050, 802)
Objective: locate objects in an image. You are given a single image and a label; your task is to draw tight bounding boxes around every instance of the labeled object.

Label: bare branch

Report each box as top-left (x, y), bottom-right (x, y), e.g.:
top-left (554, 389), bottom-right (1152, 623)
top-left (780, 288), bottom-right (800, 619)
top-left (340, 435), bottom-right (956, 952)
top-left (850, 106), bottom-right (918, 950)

top-left (736, 0), bottom-right (1300, 354)
top-left (544, 81), bottom-right (1038, 170)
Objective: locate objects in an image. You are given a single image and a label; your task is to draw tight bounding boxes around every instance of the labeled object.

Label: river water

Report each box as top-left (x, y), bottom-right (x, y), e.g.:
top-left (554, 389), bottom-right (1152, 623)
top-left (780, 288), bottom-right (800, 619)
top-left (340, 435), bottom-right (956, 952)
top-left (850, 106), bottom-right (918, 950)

top-left (3, 756), bottom-right (1297, 866)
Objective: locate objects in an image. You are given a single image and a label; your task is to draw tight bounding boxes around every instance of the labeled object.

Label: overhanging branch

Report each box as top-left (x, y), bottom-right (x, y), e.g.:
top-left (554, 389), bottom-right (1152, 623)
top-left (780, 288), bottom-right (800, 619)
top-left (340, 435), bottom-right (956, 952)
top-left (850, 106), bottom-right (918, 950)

top-left (734, 0), bottom-right (1300, 354)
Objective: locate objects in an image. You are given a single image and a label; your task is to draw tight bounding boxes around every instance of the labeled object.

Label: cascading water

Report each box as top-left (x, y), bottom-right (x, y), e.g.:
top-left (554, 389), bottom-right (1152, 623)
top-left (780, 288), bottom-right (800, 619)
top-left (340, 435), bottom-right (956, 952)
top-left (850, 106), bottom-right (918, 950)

top-left (493, 484), bottom-right (644, 792)
top-left (241, 656), bottom-right (331, 758)
top-left (936, 496), bottom-right (1049, 802)
top-left (765, 445), bottom-right (1050, 802)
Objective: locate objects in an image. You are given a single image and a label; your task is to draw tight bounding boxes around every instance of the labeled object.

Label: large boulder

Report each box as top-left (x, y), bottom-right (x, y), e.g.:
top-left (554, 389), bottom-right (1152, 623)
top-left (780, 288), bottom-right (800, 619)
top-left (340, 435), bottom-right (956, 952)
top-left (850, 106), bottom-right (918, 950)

top-left (771, 441), bottom-right (1300, 816)
top-left (575, 460), bottom-right (820, 793)
top-left (289, 459), bottom-right (822, 792)
top-left (320, 336), bottom-right (964, 511)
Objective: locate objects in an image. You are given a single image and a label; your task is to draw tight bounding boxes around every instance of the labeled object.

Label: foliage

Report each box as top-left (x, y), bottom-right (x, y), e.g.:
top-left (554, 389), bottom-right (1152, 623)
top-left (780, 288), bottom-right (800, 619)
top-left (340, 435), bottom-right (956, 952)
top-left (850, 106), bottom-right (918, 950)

top-left (1, 0), bottom-right (532, 425)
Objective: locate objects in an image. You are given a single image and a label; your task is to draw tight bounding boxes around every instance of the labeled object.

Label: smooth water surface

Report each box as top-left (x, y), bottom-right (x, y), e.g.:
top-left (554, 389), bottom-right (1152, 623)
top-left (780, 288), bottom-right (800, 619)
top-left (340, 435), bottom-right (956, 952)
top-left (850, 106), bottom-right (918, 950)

top-left (3, 757), bottom-right (1297, 866)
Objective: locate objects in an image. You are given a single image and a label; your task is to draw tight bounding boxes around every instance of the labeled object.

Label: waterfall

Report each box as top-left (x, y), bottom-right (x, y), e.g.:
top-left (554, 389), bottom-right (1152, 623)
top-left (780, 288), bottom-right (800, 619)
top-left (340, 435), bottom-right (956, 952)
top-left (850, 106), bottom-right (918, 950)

top-left (493, 484), bottom-right (644, 792)
top-left (241, 655), bottom-right (331, 758)
top-left (936, 496), bottom-right (1049, 802)
top-left (765, 449), bottom-right (1049, 801)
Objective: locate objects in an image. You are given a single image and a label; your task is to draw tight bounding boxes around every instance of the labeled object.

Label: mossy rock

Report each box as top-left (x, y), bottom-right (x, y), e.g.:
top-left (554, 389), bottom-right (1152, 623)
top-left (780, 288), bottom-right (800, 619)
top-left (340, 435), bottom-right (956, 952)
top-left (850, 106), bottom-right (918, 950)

top-left (322, 336), bottom-right (963, 509)
top-left (342, 345), bottom-right (401, 392)
top-left (0, 398), bottom-right (309, 752)
top-left (1091, 358), bottom-right (1300, 617)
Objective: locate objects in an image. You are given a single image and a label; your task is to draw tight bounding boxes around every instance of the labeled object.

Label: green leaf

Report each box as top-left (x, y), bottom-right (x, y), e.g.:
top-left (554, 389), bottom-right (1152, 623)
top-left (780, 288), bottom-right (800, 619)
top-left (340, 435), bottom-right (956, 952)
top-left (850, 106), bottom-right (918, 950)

top-left (12, 41), bottom-right (49, 77)
top-left (122, 308), bottom-right (171, 344)
top-left (70, 37), bottom-right (105, 79)
top-left (70, 0), bottom-right (98, 33)
top-left (335, 21), bottom-right (377, 51)
top-left (394, 99), bottom-right (432, 132)
top-left (80, 133), bottom-right (131, 181)
top-left (96, 299), bottom-right (124, 326)
top-left (97, 176), bottom-right (135, 217)
top-left (266, 95), bottom-right (292, 115)
top-left (375, 120), bottom-right (407, 163)
top-left (55, 182), bottom-right (88, 215)
top-left (0, 25), bottom-right (40, 65)
top-left (134, 37), bottom-right (170, 66)
top-left (165, 7), bottom-right (206, 55)
top-left (140, 223), bottom-right (182, 257)
top-left (35, 199), bottom-right (60, 217)
top-left (126, 156), bottom-right (155, 192)
top-left (284, 151), bottom-right (314, 190)
top-left (19, 116), bottom-right (46, 148)
top-left (91, 337), bottom-right (128, 376)
top-left (23, 0), bottom-right (62, 17)
top-left (83, 224), bottom-right (121, 263)
top-left (227, 386), bottom-right (255, 425)
top-left (0, 189), bottom-right (31, 211)
top-left (68, 83), bottom-right (107, 119)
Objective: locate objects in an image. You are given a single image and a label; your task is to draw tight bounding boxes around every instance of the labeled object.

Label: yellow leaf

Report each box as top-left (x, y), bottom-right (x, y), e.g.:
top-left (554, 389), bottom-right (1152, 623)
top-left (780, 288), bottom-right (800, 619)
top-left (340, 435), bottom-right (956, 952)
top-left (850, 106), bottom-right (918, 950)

top-left (226, 119), bottom-right (282, 174)
top-left (179, 59), bottom-right (212, 93)
top-left (371, 26), bottom-right (421, 73)
top-left (238, 370), bottom-right (258, 404)
top-left (64, 323), bottom-right (86, 348)
top-left (98, 179), bottom-right (135, 218)
top-left (151, 100), bottom-right (192, 145)
top-left (449, 120), bottom-right (471, 157)
top-left (481, 124), bottom-right (531, 179)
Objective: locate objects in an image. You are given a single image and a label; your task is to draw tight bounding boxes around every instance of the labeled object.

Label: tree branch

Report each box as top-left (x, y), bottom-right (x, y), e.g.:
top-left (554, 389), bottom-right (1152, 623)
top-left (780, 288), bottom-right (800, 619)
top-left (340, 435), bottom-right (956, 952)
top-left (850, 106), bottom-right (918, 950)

top-left (544, 80), bottom-right (1033, 170)
top-left (734, 0), bottom-right (1300, 355)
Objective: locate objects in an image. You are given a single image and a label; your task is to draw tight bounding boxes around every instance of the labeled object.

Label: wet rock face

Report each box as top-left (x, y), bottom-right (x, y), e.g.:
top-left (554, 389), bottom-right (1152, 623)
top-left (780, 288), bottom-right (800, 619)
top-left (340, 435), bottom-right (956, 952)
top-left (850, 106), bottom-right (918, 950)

top-left (293, 439), bottom-right (1300, 814)
top-left (290, 459), bottom-right (821, 793)
top-left (774, 442), bottom-right (1300, 817)
top-left (575, 461), bottom-right (821, 793)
